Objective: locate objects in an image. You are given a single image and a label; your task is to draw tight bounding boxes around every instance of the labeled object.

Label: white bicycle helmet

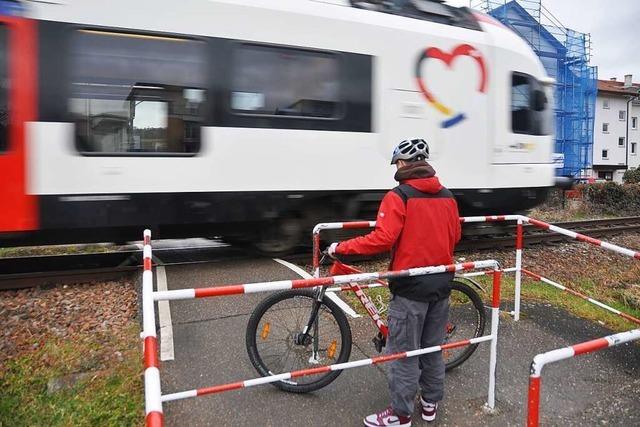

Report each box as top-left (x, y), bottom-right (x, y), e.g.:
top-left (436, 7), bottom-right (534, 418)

top-left (390, 138), bottom-right (430, 164)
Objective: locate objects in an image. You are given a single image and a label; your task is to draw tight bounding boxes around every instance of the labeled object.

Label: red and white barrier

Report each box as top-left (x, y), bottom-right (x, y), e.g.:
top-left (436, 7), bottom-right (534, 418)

top-left (140, 214), bottom-right (640, 426)
top-left (312, 215), bottom-right (640, 322)
top-left (522, 216), bottom-right (640, 259)
top-left (513, 218), bottom-right (524, 321)
top-left (152, 260), bottom-right (498, 302)
top-left (141, 230), bottom-right (163, 427)
top-left (154, 265), bottom-right (502, 412)
top-left (522, 269), bottom-right (640, 325)
top-left (162, 333), bottom-right (495, 403)
top-left (527, 328), bottom-right (640, 426)
top-left (140, 227), bottom-right (503, 425)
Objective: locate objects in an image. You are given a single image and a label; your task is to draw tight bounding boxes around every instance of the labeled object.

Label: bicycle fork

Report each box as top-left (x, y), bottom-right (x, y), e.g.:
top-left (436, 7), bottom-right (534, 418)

top-left (294, 286), bottom-right (326, 364)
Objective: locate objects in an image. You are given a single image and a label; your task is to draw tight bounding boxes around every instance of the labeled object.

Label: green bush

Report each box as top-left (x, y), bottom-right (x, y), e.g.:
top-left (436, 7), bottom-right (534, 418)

top-left (583, 182), bottom-right (640, 214)
top-left (623, 168), bottom-right (640, 184)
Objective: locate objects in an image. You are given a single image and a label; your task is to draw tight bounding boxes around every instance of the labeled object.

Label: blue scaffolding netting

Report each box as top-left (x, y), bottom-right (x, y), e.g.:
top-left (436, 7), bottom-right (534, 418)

top-left (471, 0), bottom-right (597, 177)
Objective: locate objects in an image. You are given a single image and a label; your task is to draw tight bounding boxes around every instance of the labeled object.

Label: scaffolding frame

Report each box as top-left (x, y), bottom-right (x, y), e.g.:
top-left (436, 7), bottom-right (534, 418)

top-left (471, 0), bottom-right (597, 177)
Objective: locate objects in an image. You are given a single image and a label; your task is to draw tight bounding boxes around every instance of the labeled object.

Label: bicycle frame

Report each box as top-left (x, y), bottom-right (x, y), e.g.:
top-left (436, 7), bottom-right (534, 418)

top-left (327, 259), bottom-right (388, 336)
top-left (310, 258), bottom-right (481, 351)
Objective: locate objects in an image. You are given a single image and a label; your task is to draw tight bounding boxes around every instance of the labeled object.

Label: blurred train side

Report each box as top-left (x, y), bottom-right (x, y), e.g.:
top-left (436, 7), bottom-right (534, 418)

top-left (0, 0), bottom-right (555, 252)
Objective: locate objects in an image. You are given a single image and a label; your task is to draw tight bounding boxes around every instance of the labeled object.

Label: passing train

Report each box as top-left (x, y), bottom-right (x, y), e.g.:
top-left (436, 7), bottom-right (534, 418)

top-left (0, 0), bottom-right (558, 254)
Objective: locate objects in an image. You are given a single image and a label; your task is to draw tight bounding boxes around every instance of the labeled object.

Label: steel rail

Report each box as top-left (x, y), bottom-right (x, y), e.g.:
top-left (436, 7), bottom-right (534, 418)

top-left (3, 216), bottom-right (640, 290)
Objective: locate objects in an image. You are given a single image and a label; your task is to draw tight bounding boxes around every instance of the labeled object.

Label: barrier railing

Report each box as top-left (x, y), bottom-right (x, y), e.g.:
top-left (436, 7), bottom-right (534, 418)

top-left (140, 230), bottom-right (502, 426)
top-left (312, 215), bottom-right (640, 426)
top-left (312, 215), bottom-right (640, 323)
top-left (142, 214), bottom-right (640, 426)
top-left (527, 328), bottom-right (640, 426)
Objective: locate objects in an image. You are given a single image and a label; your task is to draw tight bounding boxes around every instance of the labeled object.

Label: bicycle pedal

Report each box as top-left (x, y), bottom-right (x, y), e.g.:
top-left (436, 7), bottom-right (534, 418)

top-left (372, 333), bottom-right (386, 353)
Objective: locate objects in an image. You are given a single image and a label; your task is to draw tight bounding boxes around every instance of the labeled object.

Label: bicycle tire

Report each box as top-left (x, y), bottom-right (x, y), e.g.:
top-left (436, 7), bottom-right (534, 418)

top-left (246, 289), bottom-right (352, 393)
top-left (444, 280), bottom-right (487, 371)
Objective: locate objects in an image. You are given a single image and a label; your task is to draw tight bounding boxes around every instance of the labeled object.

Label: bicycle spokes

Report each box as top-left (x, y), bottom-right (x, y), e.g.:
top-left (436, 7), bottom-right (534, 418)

top-left (252, 294), bottom-right (345, 384)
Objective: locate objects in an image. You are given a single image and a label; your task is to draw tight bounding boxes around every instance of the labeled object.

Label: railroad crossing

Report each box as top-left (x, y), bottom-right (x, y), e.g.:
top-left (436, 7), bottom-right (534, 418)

top-left (139, 216), bottom-right (640, 426)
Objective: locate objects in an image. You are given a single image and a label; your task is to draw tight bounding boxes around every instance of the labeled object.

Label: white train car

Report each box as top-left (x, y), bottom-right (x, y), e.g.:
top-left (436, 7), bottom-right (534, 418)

top-left (0, 0), bottom-right (556, 253)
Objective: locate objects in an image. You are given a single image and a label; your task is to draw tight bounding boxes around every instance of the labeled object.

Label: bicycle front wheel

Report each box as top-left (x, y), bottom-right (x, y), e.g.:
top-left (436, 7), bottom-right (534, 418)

top-left (246, 289), bottom-right (352, 393)
top-left (444, 280), bottom-right (487, 371)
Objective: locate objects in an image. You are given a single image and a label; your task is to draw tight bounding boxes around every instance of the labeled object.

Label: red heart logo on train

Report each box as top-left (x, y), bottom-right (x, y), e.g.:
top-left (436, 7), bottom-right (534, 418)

top-left (415, 44), bottom-right (488, 128)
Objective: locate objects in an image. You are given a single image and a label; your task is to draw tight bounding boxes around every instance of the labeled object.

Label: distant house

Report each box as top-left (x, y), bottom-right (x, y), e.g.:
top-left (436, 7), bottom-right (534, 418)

top-left (586, 75), bottom-right (640, 182)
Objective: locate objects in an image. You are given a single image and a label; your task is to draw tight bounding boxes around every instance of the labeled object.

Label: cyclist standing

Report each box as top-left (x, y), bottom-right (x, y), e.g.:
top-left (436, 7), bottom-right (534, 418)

top-left (327, 138), bottom-right (461, 426)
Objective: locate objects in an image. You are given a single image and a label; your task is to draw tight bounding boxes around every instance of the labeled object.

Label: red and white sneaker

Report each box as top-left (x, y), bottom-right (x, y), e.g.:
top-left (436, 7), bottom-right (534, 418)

top-left (420, 397), bottom-right (438, 422)
top-left (363, 406), bottom-right (411, 427)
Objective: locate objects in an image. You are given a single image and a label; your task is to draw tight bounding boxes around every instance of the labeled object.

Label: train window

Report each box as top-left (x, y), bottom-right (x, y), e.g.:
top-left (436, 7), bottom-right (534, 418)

top-left (230, 44), bottom-right (342, 119)
top-left (0, 26), bottom-right (7, 152)
top-left (511, 73), bottom-right (552, 136)
top-left (69, 30), bottom-right (206, 155)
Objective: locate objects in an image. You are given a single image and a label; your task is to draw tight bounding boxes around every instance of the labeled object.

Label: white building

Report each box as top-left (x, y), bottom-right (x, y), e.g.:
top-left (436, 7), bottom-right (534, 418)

top-left (589, 75), bottom-right (640, 182)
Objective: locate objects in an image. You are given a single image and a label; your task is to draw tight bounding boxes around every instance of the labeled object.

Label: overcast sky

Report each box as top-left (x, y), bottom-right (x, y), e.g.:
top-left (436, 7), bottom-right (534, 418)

top-left (446, 0), bottom-right (639, 82)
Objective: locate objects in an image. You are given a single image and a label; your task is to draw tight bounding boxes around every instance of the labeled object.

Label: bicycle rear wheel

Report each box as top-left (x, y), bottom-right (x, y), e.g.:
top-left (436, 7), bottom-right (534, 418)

top-left (246, 289), bottom-right (352, 393)
top-left (444, 280), bottom-right (486, 371)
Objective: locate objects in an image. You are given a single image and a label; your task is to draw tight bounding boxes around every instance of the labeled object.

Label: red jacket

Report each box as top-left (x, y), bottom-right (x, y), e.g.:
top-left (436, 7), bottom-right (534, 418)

top-left (337, 176), bottom-right (461, 281)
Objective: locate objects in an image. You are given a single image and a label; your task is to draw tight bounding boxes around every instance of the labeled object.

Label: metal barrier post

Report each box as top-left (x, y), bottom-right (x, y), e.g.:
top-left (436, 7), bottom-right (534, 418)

top-left (513, 218), bottom-right (524, 321)
top-left (312, 231), bottom-right (321, 278)
top-left (486, 268), bottom-right (501, 410)
top-left (141, 230), bottom-right (163, 427)
top-left (526, 328), bottom-right (640, 426)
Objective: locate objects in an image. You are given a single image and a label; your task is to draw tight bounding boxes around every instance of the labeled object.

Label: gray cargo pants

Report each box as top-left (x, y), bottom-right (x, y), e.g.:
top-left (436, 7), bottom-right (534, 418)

top-left (386, 293), bottom-right (449, 417)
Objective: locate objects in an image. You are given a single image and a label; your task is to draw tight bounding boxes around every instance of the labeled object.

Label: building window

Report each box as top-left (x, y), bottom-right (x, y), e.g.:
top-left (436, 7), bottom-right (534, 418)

top-left (0, 25), bottom-right (7, 153)
top-left (632, 142), bottom-right (637, 155)
top-left (632, 116), bottom-right (638, 129)
top-left (69, 30), bottom-right (207, 155)
top-left (619, 110), bottom-right (626, 121)
top-left (598, 171), bottom-right (613, 181)
top-left (230, 44), bottom-right (342, 119)
top-left (602, 122), bottom-right (609, 133)
top-left (510, 73), bottom-right (552, 135)
top-left (602, 149), bottom-right (608, 159)
top-left (619, 137), bottom-right (626, 147)
top-left (603, 99), bottom-right (609, 109)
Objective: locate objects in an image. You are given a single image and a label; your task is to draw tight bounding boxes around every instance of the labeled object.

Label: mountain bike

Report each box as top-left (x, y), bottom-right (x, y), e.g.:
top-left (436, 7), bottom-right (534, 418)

top-left (245, 256), bottom-right (486, 393)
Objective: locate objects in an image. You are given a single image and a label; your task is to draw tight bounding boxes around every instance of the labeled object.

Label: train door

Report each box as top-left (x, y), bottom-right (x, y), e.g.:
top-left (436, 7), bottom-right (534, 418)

top-left (0, 14), bottom-right (38, 233)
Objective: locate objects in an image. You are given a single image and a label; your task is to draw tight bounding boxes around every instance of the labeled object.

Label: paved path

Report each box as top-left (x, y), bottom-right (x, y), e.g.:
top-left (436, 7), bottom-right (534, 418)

top-left (157, 259), bottom-right (640, 426)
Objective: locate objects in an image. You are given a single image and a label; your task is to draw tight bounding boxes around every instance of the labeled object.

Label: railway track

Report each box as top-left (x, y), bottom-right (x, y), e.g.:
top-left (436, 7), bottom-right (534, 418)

top-left (2, 216), bottom-right (640, 290)
top-left (458, 216), bottom-right (640, 250)
top-left (0, 243), bottom-right (245, 290)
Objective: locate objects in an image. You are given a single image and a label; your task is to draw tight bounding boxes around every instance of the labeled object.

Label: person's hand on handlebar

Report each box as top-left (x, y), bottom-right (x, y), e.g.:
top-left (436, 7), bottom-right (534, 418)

top-left (325, 242), bottom-right (339, 258)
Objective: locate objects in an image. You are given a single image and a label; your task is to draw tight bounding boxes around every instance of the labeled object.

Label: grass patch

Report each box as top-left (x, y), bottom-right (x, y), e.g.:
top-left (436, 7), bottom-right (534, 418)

top-left (0, 325), bottom-right (143, 427)
top-left (0, 243), bottom-right (118, 258)
top-left (475, 274), bottom-right (640, 332)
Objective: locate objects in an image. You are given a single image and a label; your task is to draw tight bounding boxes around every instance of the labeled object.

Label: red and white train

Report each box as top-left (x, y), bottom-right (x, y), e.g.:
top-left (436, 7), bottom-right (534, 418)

top-left (0, 0), bottom-right (557, 254)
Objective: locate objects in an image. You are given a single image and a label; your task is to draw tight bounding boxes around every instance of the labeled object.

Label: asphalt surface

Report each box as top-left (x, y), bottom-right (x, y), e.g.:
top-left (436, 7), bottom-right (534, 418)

top-left (158, 258), bottom-right (640, 426)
